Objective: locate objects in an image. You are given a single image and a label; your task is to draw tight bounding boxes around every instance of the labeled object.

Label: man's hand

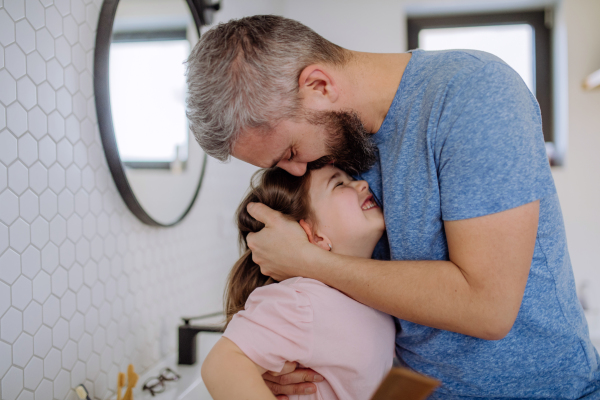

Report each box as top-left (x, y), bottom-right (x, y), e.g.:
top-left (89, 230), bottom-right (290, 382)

top-left (263, 362), bottom-right (324, 399)
top-left (246, 202), bottom-right (319, 281)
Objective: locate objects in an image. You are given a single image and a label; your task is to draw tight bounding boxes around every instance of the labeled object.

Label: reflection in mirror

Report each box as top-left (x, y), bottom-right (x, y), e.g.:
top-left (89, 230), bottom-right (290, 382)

top-left (106, 0), bottom-right (206, 225)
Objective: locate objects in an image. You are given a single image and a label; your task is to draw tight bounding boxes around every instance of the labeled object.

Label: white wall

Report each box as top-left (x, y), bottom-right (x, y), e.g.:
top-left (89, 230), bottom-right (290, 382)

top-left (551, 0), bottom-right (600, 318)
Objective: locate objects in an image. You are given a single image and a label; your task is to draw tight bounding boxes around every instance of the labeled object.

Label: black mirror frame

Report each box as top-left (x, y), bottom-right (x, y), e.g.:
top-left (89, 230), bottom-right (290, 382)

top-left (94, 0), bottom-right (211, 227)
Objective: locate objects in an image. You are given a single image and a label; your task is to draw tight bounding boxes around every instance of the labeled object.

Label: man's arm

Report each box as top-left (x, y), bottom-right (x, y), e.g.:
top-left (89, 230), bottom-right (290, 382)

top-left (202, 337), bottom-right (277, 400)
top-left (246, 200), bottom-right (539, 340)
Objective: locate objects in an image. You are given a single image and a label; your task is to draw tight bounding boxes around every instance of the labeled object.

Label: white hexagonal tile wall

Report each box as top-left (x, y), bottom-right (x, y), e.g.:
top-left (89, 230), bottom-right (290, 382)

top-left (25, 52), bottom-right (46, 85)
top-left (0, 340), bottom-right (11, 377)
top-left (0, 130), bottom-right (18, 165)
top-left (23, 356), bottom-right (43, 391)
top-left (16, 77), bottom-right (36, 111)
top-left (35, 379), bottom-right (53, 400)
top-left (22, 301), bottom-right (42, 336)
top-left (28, 162), bottom-right (47, 194)
top-left (13, 333), bottom-right (34, 368)
top-left (26, 107), bottom-right (47, 140)
top-left (1, 307), bottom-right (23, 343)
top-left (19, 190), bottom-right (38, 223)
top-left (32, 271), bottom-right (50, 304)
top-left (0, 281), bottom-right (10, 316)
top-left (10, 218), bottom-right (31, 253)
top-left (8, 161), bottom-right (29, 194)
top-left (15, 20), bottom-right (36, 55)
top-left (43, 347), bottom-right (60, 380)
top-left (7, 102), bottom-right (28, 137)
top-left (35, 29), bottom-right (54, 61)
top-left (33, 325), bottom-right (51, 358)
top-left (0, 249), bottom-right (20, 285)
top-left (5, 44), bottom-right (27, 79)
top-left (18, 134), bottom-right (38, 167)
top-left (2, 366), bottom-right (24, 400)
top-left (0, 10), bottom-right (16, 47)
top-left (11, 275), bottom-right (33, 311)
top-left (21, 246), bottom-right (41, 279)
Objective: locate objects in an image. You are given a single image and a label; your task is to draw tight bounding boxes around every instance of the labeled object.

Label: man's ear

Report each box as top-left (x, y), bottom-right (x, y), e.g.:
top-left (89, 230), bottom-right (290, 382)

top-left (298, 65), bottom-right (339, 109)
top-left (299, 219), bottom-right (331, 251)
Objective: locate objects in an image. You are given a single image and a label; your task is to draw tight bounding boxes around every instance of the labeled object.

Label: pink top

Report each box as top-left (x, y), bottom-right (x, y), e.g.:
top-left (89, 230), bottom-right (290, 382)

top-left (223, 277), bottom-right (396, 400)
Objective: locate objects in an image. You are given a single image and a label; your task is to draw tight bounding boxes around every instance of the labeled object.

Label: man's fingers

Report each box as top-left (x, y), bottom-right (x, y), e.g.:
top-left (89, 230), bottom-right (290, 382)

top-left (247, 202), bottom-right (280, 224)
top-left (265, 368), bottom-right (324, 385)
top-left (264, 380), bottom-right (318, 396)
top-left (268, 361), bottom-right (298, 377)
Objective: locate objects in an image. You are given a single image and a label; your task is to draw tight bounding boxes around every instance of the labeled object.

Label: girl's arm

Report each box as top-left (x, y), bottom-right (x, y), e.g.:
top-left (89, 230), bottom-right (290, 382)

top-left (202, 337), bottom-right (277, 400)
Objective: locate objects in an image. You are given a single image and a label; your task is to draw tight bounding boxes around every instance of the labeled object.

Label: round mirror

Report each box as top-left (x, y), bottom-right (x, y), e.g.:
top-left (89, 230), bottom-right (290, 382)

top-left (94, 0), bottom-right (208, 226)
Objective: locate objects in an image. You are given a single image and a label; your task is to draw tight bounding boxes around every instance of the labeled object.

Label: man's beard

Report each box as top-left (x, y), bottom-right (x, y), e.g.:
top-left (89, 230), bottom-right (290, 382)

top-left (304, 110), bottom-right (378, 175)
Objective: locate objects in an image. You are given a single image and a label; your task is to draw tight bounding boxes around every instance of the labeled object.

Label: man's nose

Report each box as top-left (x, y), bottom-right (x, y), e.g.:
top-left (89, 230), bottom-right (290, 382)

top-left (277, 160), bottom-right (307, 176)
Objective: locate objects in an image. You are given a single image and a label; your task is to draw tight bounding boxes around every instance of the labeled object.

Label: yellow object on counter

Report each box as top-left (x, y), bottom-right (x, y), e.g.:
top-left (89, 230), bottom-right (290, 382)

top-left (117, 372), bottom-right (125, 400)
top-left (121, 364), bottom-right (139, 400)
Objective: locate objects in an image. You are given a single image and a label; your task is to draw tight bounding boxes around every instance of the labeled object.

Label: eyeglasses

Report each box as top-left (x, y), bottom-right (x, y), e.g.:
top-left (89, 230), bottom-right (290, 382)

top-left (141, 367), bottom-right (181, 396)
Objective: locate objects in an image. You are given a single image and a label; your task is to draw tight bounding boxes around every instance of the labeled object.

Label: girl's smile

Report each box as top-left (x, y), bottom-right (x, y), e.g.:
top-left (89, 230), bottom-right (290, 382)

top-left (304, 165), bottom-right (385, 259)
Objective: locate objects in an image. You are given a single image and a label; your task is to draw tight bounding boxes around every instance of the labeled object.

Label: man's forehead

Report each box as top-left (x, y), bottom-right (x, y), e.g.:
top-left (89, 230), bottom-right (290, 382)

top-left (232, 129), bottom-right (290, 168)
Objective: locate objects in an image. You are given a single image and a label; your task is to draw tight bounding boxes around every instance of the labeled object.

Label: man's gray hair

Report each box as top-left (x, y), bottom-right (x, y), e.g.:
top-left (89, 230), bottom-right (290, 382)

top-left (185, 15), bottom-right (348, 161)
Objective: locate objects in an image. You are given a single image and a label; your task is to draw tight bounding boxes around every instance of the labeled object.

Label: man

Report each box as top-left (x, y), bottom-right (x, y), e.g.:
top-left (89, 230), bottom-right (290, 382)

top-left (186, 15), bottom-right (600, 399)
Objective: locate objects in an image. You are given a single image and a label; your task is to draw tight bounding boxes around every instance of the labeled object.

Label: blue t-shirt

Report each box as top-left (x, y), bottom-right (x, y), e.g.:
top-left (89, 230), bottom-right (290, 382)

top-left (358, 49), bottom-right (600, 399)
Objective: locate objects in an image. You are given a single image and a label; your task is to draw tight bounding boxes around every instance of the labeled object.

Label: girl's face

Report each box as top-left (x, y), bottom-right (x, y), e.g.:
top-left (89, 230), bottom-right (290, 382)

top-left (304, 165), bottom-right (385, 258)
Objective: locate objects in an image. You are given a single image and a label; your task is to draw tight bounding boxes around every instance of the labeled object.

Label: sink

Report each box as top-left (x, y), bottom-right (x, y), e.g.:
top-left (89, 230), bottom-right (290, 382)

top-left (106, 332), bottom-right (221, 400)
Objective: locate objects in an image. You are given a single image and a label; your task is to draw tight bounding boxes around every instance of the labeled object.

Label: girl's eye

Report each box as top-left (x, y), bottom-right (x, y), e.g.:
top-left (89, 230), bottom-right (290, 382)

top-left (288, 150), bottom-right (295, 162)
top-left (335, 181), bottom-right (343, 188)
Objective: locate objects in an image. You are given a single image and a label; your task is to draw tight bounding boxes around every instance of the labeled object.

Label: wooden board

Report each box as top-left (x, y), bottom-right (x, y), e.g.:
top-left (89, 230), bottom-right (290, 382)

top-left (370, 368), bottom-right (440, 400)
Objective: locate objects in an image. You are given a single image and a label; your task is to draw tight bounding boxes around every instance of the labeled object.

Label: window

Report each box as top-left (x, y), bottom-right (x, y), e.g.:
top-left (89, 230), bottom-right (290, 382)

top-left (407, 11), bottom-right (553, 145)
top-left (110, 29), bottom-right (190, 169)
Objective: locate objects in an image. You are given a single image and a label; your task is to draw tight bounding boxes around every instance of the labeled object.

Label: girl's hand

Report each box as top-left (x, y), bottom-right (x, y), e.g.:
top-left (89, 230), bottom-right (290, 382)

top-left (246, 202), bottom-right (320, 281)
top-left (263, 362), bottom-right (324, 399)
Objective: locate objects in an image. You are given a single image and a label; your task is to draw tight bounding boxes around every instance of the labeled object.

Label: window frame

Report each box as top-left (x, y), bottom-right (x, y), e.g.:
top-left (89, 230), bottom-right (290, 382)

top-left (407, 10), bottom-right (553, 144)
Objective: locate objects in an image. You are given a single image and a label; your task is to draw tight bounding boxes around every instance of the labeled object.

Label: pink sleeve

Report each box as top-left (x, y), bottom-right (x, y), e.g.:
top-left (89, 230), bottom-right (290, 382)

top-left (223, 282), bottom-right (314, 373)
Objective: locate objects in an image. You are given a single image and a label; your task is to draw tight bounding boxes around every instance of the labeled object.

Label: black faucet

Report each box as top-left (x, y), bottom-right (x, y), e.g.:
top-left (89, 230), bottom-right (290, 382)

top-left (178, 312), bottom-right (225, 365)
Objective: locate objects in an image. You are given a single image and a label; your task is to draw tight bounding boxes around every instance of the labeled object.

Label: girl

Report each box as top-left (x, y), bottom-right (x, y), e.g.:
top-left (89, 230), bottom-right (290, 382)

top-left (201, 165), bottom-right (396, 400)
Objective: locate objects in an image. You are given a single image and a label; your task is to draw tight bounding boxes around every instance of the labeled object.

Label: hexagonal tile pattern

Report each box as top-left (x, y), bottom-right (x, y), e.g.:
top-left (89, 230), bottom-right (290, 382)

top-left (23, 301), bottom-right (42, 335)
top-left (8, 161), bottom-right (29, 195)
top-left (28, 162), bottom-right (47, 194)
top-left (13, 333), bottom-right (34, 368)
top-left (5, 44), bottom-right (27, 79)
top-left (15, 20), bottom-right (36, 54)
top-left (24, 356), bottom-right (43, 390)
top-left (32, 271), bottom-right (50, 303)
top-left (11, 275), bottom-right (32, 310)
top-left (0, 3), bottom-right (250, 400)
top-left (16, 77), bottom-right (36, 110)
top-left (0, 249), bottom-right (20, 285)
top-left (33, 325), bottom-right (51, 358)
top-left (2, 366), bottom-right (24, 400)
top-left (1, 308), bottom-right (23, 343)
top-left (7, 102), bottom-right (27, 137)
top-left (0, 70), bottom-right (17, 105)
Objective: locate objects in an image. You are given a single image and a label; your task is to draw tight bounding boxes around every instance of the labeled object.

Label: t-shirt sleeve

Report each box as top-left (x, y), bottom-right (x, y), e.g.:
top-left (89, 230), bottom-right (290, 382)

top-left (436, 61), bottom-right (555, 221)
top-left (222, 282), bottom-right (314, 373)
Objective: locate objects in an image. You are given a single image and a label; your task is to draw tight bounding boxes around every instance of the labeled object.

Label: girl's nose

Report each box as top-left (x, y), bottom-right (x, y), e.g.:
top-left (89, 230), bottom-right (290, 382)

top-left (353, 180), bottom-right (369, 192)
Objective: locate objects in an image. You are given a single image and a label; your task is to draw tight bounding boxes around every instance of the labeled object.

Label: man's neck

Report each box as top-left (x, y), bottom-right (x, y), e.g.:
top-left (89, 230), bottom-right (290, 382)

top-left (342, 51), bottom-right (411, 133)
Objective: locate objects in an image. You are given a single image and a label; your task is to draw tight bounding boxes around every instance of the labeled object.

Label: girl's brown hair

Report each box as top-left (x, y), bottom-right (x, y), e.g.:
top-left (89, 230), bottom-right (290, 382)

top-left (224, 167), bottom-right (314, 327)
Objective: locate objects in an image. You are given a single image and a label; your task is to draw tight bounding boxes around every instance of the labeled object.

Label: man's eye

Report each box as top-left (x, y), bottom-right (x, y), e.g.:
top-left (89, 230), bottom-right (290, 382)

top-left (335, 181), bottom-right (343, 188)
top-left (288, 150), bottom-right (295, 162)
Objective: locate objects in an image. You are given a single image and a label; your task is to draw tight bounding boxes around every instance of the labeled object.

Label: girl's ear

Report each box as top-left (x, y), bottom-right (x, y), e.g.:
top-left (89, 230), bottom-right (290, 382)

top-left (299, 219), bottom-right (316, 244)
top-left (299, 219), bottom-right (332, 252)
